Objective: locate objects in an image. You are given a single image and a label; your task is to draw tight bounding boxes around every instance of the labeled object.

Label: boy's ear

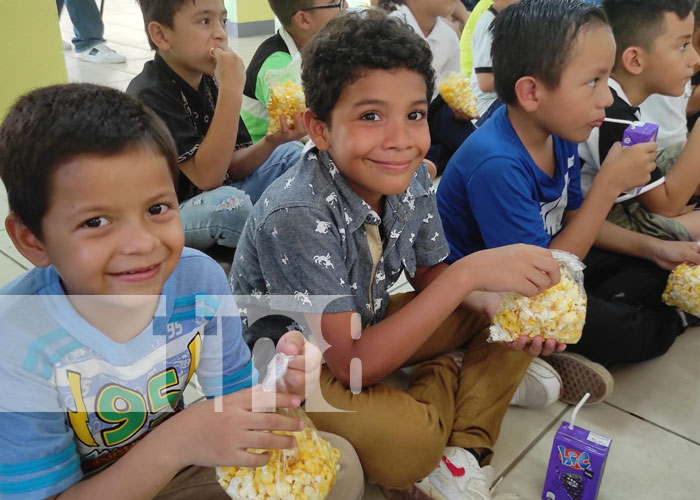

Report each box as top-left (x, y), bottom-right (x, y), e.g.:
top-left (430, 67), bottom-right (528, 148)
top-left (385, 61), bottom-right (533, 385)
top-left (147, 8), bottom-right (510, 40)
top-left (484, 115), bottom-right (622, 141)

top-left (513, 76), bottom-right (540, 112)
top-left (5, 214), bottom-right (51, 268)
top-left (303, 109), bottom-right (331, 151)
top-left (147, 21), bottom-right (172, 52)
top-left (620, 46), bottom-right (644, 75)
top-left (291, 10), bottom-right (313, 31)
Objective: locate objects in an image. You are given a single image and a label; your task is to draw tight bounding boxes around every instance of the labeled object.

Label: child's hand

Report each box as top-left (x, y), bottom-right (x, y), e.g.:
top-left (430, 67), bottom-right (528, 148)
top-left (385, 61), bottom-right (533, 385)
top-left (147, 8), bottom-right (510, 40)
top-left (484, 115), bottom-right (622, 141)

top-left (599, 141), bottom-right (657, 194)
top-left (266, 114), bottom-right (307, 146)
top-left (172, 387), bottom-right (304, 469)
top-left (507, 335), bottom-right (567, 357)
top-left (276, 330), bottom-right (322, 401)
top-left (460, 244), bottom-right (561, 297)
top-left (648, 239), bottom-right (700, 270)
top-left (211, 47), bottom-right (246, 93)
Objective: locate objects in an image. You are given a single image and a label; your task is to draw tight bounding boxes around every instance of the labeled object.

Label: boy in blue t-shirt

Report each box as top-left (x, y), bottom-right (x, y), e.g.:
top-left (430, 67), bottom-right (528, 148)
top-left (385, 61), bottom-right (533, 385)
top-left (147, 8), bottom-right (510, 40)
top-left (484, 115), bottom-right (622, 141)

top-left (0, 84), bottom-right (351, 500)
top-left (438, 0), bottom-right (700, 401)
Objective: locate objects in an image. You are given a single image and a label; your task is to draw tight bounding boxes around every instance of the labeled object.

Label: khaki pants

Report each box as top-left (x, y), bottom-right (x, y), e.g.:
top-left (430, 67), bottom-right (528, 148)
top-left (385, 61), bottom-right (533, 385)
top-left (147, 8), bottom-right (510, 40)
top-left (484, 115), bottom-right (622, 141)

top-left (305, 293), bottom-right (531, 490)
top-left (153, 432), bottom-right (364, 500)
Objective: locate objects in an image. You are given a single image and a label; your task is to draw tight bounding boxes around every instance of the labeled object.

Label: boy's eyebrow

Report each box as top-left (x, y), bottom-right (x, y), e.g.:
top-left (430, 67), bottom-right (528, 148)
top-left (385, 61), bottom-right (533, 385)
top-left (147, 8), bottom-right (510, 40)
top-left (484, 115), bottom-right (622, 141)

top-left (351, 99), bottom-right (429, 108)
top-left (193, 8), bottom-right (227, 17)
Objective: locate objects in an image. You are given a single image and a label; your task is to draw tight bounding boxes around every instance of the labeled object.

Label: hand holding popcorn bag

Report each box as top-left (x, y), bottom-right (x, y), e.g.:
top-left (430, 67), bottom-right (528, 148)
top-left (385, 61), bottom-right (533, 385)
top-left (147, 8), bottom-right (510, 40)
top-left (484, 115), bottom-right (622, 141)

top-left (217, 353), bottom-right (341, 500)
top-left (489, 250), bottom-right (587, 344)
top-left (438, 72), bottom-right (478, 118)
top-left (265, 56), bottom-right (306, 135)
top-left (662, 262), bottom-right (700, 317)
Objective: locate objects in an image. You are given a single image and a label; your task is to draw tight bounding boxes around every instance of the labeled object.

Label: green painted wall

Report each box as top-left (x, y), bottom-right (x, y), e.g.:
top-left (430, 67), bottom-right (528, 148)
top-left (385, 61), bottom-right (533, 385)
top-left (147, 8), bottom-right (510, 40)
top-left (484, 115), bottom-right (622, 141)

top-left (0, 0), bottom-right (68, 119)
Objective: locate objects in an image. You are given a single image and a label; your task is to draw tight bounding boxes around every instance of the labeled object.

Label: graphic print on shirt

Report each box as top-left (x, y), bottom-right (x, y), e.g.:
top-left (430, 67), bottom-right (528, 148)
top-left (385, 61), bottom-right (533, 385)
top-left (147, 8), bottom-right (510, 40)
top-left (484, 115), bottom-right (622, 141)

top-left (539, 157), bottom-right (573, 236)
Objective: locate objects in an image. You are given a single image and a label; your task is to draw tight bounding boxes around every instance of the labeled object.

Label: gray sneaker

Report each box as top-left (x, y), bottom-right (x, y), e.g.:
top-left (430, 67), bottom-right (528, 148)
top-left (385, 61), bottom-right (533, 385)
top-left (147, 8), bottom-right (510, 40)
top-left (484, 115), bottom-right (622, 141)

top-left (76, 42), bottom-right (126, 64)
top-left (544, 351), bottom-right (614, 405)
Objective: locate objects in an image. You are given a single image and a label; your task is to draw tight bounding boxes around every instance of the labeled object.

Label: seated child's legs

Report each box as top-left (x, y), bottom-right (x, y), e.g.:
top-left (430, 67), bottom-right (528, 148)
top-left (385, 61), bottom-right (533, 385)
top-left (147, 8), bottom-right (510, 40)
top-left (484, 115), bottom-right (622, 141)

top-left (179, 186), bottom-right (253, 250)
top-left (231, 141), bottom-right (303, 204)
top-left (426, 97), bottom-right (476, 175)
top-left (607, 202), bottom-right (693, 241)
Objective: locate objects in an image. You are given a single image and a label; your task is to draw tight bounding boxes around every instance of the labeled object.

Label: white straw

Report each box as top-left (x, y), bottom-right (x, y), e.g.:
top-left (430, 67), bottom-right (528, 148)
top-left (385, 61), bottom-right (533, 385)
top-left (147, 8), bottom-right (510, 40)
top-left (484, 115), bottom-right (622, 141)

top-left (603, 117), bottom-right (634, 125)
top-left (568, 392), bottom-right (591, 430)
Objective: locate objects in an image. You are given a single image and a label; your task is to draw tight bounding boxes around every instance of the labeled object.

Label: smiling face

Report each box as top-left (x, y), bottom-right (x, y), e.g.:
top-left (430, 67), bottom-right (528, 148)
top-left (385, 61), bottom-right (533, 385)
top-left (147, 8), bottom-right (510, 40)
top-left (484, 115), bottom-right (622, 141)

top-left (306, 68), bottom-right (430, 212)
top-left (642, 11), bottom-right (700, 97)
top-left (535, 23), bottom-right (616, 143)
top-left (36, 147), bottom-right (184, 297)
top-left (159, 0), bottom-right (228, 82)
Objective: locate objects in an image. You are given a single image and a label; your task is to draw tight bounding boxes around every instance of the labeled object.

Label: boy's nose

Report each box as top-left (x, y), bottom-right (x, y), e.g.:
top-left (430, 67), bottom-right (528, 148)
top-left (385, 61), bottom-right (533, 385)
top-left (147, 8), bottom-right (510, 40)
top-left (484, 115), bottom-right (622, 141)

top-left (688, 44), bottom-right (700, 68)
top-left (599, 84), bottom-right (614, 109)
top-left (119, 222), bottom-right (158, 254)
top-left (383, 119), bottom-right (413, 149)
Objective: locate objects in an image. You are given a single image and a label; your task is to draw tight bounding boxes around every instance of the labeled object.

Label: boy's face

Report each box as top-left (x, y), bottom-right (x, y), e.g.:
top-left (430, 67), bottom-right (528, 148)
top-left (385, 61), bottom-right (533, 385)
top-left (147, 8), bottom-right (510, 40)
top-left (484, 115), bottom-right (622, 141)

top-left (536, 24), bottom-right (616, 143)
top-left (162, 0), bottom-right (228, 78)
top-left (642, 12), bottom-right (699, 97)
top-left (37, 148), bottom-right (184, 297)
top-left (295, 0), bottom-right (346, 36)
top-left (309, 68), bottom-right (430, 211)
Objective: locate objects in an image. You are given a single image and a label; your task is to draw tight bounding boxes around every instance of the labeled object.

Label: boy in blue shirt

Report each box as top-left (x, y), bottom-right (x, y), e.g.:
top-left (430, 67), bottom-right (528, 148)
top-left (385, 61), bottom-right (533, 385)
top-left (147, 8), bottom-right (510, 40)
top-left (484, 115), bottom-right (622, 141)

top-left (232, 10), bottom-right (565, 500)
top-left (438, 0), bottom-right (700, 395)
top-left (0, 84), bottom-right (360, 500)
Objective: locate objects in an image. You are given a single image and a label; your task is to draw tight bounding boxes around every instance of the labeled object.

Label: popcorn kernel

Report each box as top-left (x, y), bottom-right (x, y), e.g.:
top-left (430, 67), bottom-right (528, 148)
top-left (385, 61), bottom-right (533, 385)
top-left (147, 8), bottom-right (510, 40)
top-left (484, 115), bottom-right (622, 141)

top-left (662, 262), bottom-right (700, 317)
top-left (438, 73), bottom-right (478, 117)
top-left (267, 81), bottom-right (306, 134)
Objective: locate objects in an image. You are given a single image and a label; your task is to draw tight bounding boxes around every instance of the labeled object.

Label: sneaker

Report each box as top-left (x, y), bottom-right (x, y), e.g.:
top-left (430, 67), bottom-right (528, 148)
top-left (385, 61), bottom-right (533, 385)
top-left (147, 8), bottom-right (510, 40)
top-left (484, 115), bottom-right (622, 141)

top-left (415, 447), bottom-right (492, 500)
top-left (75, 42), bottom-right (126, 64)
top-left (62, 40), bottom-right (72, 51)
top-left (544, 352), bottom-right (613, 405)
top-left (509, 357), bottom-right (562, 408)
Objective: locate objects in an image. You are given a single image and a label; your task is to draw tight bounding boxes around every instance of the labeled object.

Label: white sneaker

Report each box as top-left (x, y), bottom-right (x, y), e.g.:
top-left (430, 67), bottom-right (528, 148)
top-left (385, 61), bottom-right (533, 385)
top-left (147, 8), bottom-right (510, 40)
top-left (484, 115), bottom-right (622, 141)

top-left (75, 42), bottom-right (126, 64)
top-left (416, 447), bottom-right (492, 500)
top-left (509, 357), bottom-right (562, 408)
top-left (62, 40), bottom-right (72, 51)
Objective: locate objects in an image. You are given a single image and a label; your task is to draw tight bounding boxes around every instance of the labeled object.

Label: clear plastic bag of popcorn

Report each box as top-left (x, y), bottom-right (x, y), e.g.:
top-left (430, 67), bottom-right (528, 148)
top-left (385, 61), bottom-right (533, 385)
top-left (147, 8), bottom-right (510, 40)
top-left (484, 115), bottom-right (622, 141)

top-left (265, 55), bottom-right (306, 135)
top-left (217, 353), bottom-right (341, 500)
top-left (489, 250), bottom-right (587, 344)
top-left (438, 72), bottom-right (478, 117)
top-left (662, 262), bottom-right (700, 317)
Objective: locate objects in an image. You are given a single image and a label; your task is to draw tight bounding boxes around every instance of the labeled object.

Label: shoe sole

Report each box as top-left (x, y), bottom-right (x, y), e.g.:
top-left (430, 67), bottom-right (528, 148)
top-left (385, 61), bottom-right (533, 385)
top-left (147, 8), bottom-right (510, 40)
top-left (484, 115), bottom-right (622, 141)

top-left (381, 486), bottom-right (435, 500)
top-left (544, 352), bottom-right (613, 405)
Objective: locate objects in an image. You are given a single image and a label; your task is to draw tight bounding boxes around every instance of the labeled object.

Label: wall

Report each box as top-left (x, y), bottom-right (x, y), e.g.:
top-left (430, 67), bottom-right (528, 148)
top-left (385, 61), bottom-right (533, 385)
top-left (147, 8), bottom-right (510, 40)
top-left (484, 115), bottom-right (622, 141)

top-left (225, 0), bottom-right (275, 37)
top-left (0, 0), bottom-right (68, 119)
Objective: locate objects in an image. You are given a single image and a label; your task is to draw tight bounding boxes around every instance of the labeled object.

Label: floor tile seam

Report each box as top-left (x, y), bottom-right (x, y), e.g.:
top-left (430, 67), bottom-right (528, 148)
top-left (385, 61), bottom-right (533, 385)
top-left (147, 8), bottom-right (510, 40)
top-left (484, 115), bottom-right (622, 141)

top-left (603, 401), bottom-right (700, 447)
top-left (490, 405), bottom-right (570, 493)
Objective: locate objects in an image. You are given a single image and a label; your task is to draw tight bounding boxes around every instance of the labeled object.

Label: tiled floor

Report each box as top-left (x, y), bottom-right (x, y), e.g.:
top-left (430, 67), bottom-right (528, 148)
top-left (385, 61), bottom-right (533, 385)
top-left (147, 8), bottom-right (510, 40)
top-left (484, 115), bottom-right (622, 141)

top-left (2, 1), bottom-right (692, 498)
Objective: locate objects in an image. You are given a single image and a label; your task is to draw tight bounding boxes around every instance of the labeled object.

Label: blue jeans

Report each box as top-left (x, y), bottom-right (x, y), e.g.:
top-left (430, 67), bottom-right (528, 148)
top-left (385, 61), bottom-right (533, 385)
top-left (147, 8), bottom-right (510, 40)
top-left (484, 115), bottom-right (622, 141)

top-left (56, 0), bottom-right (105, 53)
top-left (179, 142), bottom-right (302, 250)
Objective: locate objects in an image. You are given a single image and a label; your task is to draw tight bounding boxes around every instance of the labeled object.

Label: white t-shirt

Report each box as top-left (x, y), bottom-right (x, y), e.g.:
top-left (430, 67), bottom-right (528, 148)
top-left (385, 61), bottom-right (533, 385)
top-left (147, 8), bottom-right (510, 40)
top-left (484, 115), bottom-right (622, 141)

top-left (640, 81), bottom-right (691, 149)
top-left (390, 4), bottom-right (460, 100)
top-left (470, 7), bottom-right (498, 117)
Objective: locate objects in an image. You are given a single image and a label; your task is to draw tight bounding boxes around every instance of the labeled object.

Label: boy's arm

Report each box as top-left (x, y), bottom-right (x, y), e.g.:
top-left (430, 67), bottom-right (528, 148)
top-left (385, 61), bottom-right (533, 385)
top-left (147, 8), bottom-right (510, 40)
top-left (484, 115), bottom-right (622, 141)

top-left (177, 48), bottom-right (246, 190)
top-left (317, 245), bottom-right (559, 387)
top-left (637, 123), bottom-right (700, 216)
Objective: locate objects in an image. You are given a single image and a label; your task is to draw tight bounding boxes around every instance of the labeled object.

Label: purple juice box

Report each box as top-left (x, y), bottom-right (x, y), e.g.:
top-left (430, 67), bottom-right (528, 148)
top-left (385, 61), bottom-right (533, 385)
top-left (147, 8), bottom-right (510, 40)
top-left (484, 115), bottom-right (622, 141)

top-left (621, 121), bottom-right (659, 147)
top-left (542, 421), bottom-right (612, 500)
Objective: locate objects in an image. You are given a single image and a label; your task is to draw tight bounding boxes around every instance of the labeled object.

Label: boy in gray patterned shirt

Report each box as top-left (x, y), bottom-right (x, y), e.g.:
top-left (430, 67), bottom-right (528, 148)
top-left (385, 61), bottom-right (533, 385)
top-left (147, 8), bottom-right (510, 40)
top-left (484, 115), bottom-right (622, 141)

top-left (231, 10), bottom-right (564, 500)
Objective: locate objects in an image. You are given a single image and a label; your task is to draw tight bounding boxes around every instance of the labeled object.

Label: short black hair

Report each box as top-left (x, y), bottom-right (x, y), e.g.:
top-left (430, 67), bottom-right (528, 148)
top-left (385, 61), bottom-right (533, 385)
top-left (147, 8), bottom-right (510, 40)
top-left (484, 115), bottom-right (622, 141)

top-left (301, 9), bottom-right (435, 124)
top-left (0, 84), bottom-right (178, 240)
top-left (604, 0), bottom-right (696, 64)
top-left (268, 0), bottom-right (316, 27)
top-left (492, 0), bottom-right (609, 106)
top-left (135, 0), bottom-right (198, 50)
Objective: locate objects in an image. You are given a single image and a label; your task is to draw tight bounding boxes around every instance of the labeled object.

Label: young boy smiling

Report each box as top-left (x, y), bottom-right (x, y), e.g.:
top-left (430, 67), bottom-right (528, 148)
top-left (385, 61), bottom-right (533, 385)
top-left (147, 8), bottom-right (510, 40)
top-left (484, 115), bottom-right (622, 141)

top-left (0, 84), bottom-right (361, 500)
top-left (231, 10), bottom-right (564, 500)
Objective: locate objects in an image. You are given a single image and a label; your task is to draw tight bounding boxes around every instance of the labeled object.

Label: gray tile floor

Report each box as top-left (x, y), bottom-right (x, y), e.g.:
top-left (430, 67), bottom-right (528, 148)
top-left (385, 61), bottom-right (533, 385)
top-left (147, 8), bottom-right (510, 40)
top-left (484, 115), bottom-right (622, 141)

top-left (5, 1), bottom-right (692, 498)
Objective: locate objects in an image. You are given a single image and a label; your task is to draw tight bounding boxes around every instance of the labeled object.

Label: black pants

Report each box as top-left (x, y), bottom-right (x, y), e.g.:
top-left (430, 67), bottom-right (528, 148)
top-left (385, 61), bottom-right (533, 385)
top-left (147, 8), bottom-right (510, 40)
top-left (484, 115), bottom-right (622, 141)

top-left (569, 248), bottom-right (683, 366)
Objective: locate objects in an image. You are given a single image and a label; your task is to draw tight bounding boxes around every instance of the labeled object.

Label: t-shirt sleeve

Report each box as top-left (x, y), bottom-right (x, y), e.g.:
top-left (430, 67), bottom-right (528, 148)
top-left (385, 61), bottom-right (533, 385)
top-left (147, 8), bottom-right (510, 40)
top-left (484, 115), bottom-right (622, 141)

top-left (467, 157), bottom-right (552, 248)
top-left (0, 356), bottom-right (82, 499)
top-left (134, 87), bottom-right (203, 164)
top-left (471, 14), bottom-right (494, 73)
top-left (253, 207), bottom-right (357, 314)
top-left (194, 261), bottom-right (256, 398)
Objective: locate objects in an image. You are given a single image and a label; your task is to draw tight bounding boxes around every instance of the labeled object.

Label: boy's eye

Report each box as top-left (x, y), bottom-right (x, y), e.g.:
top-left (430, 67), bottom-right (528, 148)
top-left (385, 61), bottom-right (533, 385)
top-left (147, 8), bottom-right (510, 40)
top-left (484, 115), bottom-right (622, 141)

top-left (82, 216), bottom-right (109, 229)
top-left (361, 112), bottom-right (380, 121)
top-left (408, 110), bottom-right (427, 121)
top-left (586, 77), bottom-right (599, 88)
top-left (681, 42), bottom-right (690, 52)
top-left (148, 203), bottom-right (170, 216)
top-left (200, 17), bottom-right (209, 25)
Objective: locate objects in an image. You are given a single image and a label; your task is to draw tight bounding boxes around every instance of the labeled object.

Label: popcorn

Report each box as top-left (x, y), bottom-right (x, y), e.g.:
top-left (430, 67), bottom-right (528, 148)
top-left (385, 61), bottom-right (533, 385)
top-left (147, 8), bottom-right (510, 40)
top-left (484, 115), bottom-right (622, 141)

top-left (438, 73), bottom-right (478, 117)
top-left (489, 253), bottom-right (586, 344)
top-left (217, 425), bottom-right (341, 500)
top-left (662, 262), bottom-right (700, 317)
top-left (267, 81), bottom-right (305, 134)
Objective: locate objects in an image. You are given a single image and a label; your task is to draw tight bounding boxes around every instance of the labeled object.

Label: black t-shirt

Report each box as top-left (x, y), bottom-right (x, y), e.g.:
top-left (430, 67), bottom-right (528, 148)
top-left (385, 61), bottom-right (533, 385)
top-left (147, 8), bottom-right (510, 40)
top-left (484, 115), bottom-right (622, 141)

top-left (127, 54), bottom-right (251, 201)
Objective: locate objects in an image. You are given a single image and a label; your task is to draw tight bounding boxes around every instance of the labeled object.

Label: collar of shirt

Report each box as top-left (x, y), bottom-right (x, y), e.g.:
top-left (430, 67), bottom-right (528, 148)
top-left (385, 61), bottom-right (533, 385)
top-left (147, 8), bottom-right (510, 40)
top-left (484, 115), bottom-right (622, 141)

top-left (608, 77), bottom-right (640, 117)
top-left (312, 148), bottom-right (430, 232)
top-left (279, 26), bottom-right (300, 59)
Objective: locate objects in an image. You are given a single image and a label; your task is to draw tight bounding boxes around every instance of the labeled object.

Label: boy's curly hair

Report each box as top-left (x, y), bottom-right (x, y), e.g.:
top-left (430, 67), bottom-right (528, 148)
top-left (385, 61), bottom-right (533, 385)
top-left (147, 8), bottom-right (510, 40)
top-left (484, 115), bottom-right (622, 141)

top-left (492, 0), bottom-right (609, 106)
top-left (135, 0), bottom-right (197, 50)
top-left (301, 9), bottom-right (435, 124)
top-left (0, 84), bottom-right (178, 240)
